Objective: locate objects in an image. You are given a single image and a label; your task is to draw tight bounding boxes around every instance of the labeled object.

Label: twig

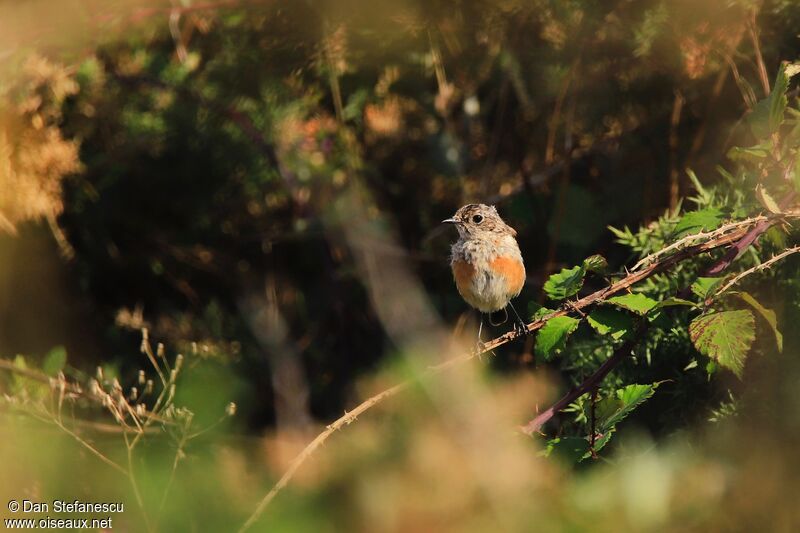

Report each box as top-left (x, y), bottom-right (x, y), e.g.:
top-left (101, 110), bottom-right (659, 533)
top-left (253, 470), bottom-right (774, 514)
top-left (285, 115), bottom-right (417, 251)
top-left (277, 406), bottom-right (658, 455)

top-left (238, 380), bottom-right (414, 533)
top-left (631, 215), bottom-right (773, 271)
top-left (710, 245), bottom-right (800, 299)
top-left (706, 193), bottom-right (797, 275)
top-left (237, 223), bottom-right (750, 531)
top-left (53, 417), bottom-right (129, 475)
top-left (520, 327), bottom-right (645, 435)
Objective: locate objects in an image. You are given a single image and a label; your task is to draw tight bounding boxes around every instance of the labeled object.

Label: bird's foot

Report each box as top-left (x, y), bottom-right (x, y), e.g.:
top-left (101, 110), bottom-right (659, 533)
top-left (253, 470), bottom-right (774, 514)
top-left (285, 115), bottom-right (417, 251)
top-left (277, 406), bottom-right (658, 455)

top-left (472, 340), bottom-right (496, 360)
top-left (513, 317), bottom-right (529, 337)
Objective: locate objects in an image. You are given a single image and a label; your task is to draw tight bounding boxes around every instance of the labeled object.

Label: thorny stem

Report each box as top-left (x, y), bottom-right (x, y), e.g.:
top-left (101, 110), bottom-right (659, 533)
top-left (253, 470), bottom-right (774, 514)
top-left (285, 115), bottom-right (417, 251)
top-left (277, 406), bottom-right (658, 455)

top-left (710, 245), bottom-right (800, 300)
top-left (522, 207), bottom-right (796, 434)
top-left (521, 328), bottom-right (646, 435)
top-left (238, 222), bottom-right (758, 531)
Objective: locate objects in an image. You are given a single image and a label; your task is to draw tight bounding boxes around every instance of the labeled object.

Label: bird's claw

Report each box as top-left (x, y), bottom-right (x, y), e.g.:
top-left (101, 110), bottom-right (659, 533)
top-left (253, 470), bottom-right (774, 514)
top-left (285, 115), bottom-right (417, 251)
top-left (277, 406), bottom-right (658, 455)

top-left (472, 340), bottom-right (496, 361)
top-left (513, 318), bottom-right (529, 337)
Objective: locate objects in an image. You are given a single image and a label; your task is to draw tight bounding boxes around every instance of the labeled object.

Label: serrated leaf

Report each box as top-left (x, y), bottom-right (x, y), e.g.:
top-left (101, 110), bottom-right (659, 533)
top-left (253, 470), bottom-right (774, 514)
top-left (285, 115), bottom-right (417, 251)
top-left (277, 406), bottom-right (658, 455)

top-left (689, 310), bottom-right (755, 378)
top-left (583, 254), bottom-right (608, 274)
top-left (529, 302), bottom-right (555, 321)
top-left (595, 383), bottom-right (661, 433)
top-left (606, 293), bottom-right (658, 315)
top-left (583, 430), bottom-right (615, 460)
top-left (746, 62), bottom-right (800, 139)
top-left (673, 208), bottom-right (724, 238)
top-left (535, 316), bottom-right (580, 360)
top-left (587, 307), bottom-right (633, 340)
top-left (691, 277), bottom-right (722, 299)
top-left (755, 184), bottom-right (782, 214)
top-left (737, 292), bottom-right (782, 352)
top-left (543, 265), bottom-right (586, 300)
top-left (769, 62), bottom-right (794, 134)
top-left (43, 346), bottom-right (67, 376)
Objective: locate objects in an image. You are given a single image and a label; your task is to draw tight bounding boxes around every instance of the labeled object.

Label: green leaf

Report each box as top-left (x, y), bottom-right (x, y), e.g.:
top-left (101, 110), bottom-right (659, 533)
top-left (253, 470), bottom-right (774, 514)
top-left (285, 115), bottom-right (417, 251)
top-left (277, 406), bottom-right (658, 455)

top-left (596, 383), bottom-right (661, 433)
top-left (606, 293), bottom-right (658, 315)
top-left (541, 436), bottom-right (590, 464)
top-left (691, 277), bottom-right (722, 299)
top-left (529, 302), bottom-right (555, 321)
top-left (672, 208), bottom-right (724, 238)
top-left (10, 355), bottom-right (48, 399)
top-left (583, 254), bottom-right (609, 274)
top-left (769, 62), bottom-right (796, 134)
top-left (746, 62), bottom-right (800, 138)
top-left (727, 144), bottom-right (770, 163)
top-left (755, 184), bottom-right (782, 214)
top-left (656, 297), bottom-right (698, 309)
top-left (737, 292), bottom-right (782, 353)
top-left (543, 265), bottom-right (586, 300)
top-left (43, 346), bottom-right (67, 376)
top-left (689, 310), bottom-right (756, 378)
top-left (587, 307), bottom-right (633, 340)
top-left (535, 316), bottom-right (580, 360)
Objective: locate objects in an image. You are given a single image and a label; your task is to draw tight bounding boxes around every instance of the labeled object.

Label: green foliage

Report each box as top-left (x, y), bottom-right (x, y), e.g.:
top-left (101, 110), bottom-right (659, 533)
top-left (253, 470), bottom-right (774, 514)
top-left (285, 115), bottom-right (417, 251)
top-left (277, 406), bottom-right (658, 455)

top-left (596, 383), bottom-right (662, 433)
top-left (606, 293), bottom-right (658, 315)
top-left (42, 346), bottom-right (67, 376)
top-left (691, 277), bottom-right (722, 299)
top-left (737, 292), bottom-right (783, 352)
top-left (689, 310), bottom-right (756, 377)
top-left (5, 2), bottom-right (800, 519)
top-left (748, 61), bottom-right (800, 138)
top-left (541, 436), bottom-right (590, 463)
top-left (545, 383), bottom-right (661, 464)
top-left (587, 307), bottom-right (634, 340)
top-left (535, 316), bottom-right (581, 360)
top-left (543, 265), bottom-right (586, 301)
top-left (672, 208), bottom-right (724, 238)
top-left (583, 254), bottom-right (609, 274)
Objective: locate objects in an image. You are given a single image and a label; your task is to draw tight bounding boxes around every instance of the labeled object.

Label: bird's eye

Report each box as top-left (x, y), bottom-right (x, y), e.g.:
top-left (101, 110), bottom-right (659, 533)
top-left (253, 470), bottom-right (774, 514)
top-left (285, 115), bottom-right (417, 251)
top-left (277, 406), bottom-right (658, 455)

top-left (472, 214), bottom-right (483, 224)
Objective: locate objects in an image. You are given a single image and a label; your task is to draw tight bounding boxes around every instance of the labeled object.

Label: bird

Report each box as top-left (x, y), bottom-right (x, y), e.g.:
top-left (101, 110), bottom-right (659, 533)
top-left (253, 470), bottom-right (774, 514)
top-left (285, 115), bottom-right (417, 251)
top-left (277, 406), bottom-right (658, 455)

top-left (442, 203), bottom-right (528, 349)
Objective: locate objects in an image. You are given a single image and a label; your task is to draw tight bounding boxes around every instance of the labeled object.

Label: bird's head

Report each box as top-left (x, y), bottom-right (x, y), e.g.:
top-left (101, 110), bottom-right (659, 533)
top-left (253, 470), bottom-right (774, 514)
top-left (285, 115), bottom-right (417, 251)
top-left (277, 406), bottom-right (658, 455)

top-left (442, 203), bottom-right (516, 239)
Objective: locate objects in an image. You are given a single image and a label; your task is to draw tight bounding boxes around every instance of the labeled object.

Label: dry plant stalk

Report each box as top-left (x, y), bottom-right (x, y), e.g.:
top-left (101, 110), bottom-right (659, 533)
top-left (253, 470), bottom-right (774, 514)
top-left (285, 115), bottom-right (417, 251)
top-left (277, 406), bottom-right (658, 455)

top-left (0, 328), bottom-right (235, 533)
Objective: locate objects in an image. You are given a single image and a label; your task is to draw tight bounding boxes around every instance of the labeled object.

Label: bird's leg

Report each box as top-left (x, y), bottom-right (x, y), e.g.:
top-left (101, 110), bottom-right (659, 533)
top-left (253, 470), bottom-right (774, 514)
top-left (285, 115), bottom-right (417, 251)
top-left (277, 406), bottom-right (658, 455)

top-left (508, 302), bottom-right (529, 337)
top-left (473, 313), bottom-right (487, 358)
top-left (473, 313), bottom-right (499, 360)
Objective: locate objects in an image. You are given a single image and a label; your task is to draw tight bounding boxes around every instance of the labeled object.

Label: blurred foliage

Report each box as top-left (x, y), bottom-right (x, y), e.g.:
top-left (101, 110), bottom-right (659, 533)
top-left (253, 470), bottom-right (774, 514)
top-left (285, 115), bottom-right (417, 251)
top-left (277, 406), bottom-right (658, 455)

top-left (3, 0), bottom-right (800, 531)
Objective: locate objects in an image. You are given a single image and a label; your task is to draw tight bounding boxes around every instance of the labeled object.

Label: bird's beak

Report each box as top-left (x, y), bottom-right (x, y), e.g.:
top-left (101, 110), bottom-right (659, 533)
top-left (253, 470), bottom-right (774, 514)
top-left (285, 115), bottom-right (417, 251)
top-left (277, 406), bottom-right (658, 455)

top-left (441, 218), bottom-right (458, 224)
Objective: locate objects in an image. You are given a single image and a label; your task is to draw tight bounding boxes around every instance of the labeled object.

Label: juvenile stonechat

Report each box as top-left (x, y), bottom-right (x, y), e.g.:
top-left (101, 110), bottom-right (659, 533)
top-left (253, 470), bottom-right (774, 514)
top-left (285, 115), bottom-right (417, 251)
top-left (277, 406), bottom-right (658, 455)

top-left (443, 204), bottom-right (528, 346)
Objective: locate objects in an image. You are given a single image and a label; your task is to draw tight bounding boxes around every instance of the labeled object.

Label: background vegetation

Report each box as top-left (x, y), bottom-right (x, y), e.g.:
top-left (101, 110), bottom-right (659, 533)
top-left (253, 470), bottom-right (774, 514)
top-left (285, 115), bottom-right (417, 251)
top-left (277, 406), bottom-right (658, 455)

top-left (3, 0), bottom-right (800, 531)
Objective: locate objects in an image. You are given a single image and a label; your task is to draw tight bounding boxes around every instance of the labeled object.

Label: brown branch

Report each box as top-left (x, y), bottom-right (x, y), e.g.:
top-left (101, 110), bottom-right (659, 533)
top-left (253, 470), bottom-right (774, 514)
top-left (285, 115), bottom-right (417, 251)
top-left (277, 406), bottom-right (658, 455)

top-left (521, 327), bottom-right (644, 435)
top-left (705, 192), bottom-right (796, 275)
top-left (238, 222), bottom-right (754, 530)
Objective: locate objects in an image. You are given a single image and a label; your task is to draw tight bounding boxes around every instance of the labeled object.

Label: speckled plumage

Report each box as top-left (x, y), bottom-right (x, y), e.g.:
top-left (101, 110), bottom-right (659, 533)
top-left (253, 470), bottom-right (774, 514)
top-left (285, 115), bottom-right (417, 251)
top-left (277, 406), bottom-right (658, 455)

top-left (445, 204), bottom-right (525, 313)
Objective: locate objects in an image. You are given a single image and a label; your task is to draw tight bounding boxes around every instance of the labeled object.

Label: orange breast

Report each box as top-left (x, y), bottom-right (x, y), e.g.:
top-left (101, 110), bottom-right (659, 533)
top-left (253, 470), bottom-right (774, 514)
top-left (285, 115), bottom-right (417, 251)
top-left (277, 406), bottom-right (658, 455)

top-left (490, 256), bottom-right (525, 296)
top-left (451, 260), bottom-right (476, 296)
